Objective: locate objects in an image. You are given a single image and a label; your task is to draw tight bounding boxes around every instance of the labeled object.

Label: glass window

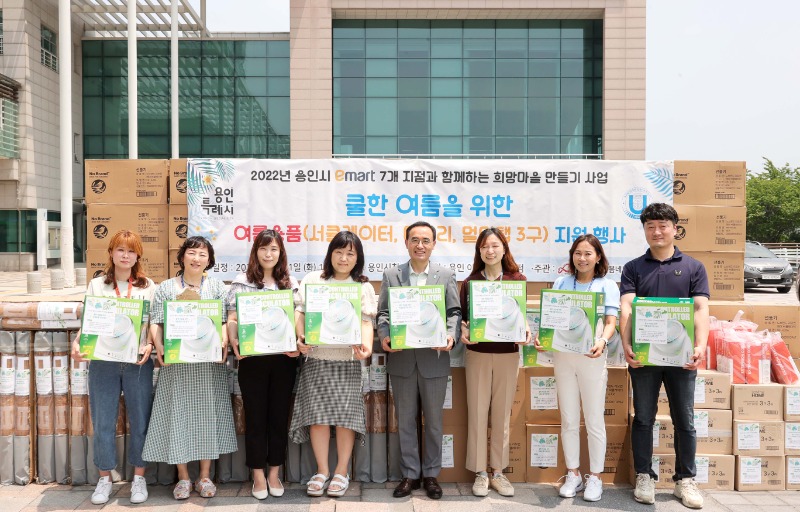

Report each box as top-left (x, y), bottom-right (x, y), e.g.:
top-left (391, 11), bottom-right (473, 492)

top-left (235, 57), bottom-right (268, 76)
top-left (366, 137), bottom-right (398, 154)
top-left (235, 40), bottom-right (268, 57)
top-left (398, 39), bottom-right (429, 59)
top-left (431, 39), bottom-right (461, 59)
top-left (496, 59), bottom-right (527, 78)
top-left (267, 98), bottom-right (290, 136)
top-left (464, 98), bottom-right (494, 137)
top-left (496, 39), bottom-right (527, 59)
top-left (334, 78), bottom-right (366, 98)
top-left (496, 98), bottom-right (526, 136)
top-left (365, 20), bottom-right (398, 39)
top-left (397, 78), bottom-right (429, 97)
top-left (366, 60), bottom-right (397, 77)
top-left (431, 98), bottom-right (461, 136)
top-left (398, 98), bottom-right (429, 136)
top-left (430, 60), bottom-right (461, 78)
top-left (464, 39), bottom-right (495, 59)
top-left (398, 137), bottom-right (430, 154)
top-left (366, 39), bottom-right (397, 58)
top-left (398, 59), bottom-right (429, 77)
top-left (267, 41), bottom-right (289, 58)
top-left (496, 78), bottom-right (526, 98)
top-left (41, 25), bottom-right (58, 71)
top-left (366, 78), bottom-right (397, 97)
top-left (398, 20), bottom-right (430, 39)
top-left (366, 98), bottom-right (397, 136)
top-left (431, 78), bottom-right (462, 97)
top-left (431, 136), bottom-right (462, 154)
top-left (463, 59), bottom-right (494, 78)
top-left (334, 39), bottom-right (366, 59)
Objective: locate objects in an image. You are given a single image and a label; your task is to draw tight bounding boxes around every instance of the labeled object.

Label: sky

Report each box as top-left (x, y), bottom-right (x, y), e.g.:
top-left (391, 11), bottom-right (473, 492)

top-left (188, 0), bottom-right (800, 172)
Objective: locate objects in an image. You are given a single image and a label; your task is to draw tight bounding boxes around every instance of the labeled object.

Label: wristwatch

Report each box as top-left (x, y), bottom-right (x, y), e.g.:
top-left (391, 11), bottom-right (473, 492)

top-left (597, 337), bottom-right (608, 352)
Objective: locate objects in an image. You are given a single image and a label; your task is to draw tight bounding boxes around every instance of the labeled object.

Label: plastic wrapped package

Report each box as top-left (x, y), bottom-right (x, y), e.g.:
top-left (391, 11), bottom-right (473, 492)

top-left (14, 331), bottom-right (32, 485)
top-left (284, 393), bottom-right (301, 483)
top-left (1, 330), bottom-right (16, 485)
top-left (768, 331), bottom-right (800, 384)
top-left (230, 393), bottom-right (249, 482)
top-left (352, 359), bottom-right (371, 482)
top-left (744, 331), bottom-right (772, 384)
top-left (386, 382), bottom-right (402, 481)
top-left (35, 332), bottom-right (55, 483)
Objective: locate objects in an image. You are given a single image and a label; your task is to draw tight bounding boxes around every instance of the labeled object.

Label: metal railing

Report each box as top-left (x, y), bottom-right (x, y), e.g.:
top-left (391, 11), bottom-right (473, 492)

top-left (41, 48), bottom-right (58, 72)
top-left (332, 153), bottom-right (603, 160)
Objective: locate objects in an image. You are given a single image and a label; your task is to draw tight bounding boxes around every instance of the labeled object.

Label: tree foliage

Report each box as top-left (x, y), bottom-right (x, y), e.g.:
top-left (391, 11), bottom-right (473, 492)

top-left (746, 158), bottom-right (800, 243)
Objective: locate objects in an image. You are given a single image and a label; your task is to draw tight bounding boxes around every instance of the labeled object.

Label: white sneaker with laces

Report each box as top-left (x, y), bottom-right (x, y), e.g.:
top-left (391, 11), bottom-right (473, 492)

top-left (490, 473), bottom-right (514, 497)
top-left (674, 478), bottom-right (704, 509)
top-left (583, 475), bottom-right (603, 502)
top-left (91, 476), bottom-right (113, 505)
top-left (472, 473), bottom-right (489, 497)
top-left (130, 475), bottom-right (148, 504)
top-left (558, 471), bottom-right (584, 498)
top-left (634, 473), bottom-right (655, 504)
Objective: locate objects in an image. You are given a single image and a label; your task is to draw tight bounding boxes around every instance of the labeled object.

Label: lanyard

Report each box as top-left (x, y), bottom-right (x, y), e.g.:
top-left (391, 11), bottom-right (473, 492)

top-left (481, 270), bottom-right (504, 281)
top-left (114, 278), bottom-right (133, 299)
top-left (573, 275), bottom-right (595, 291)
top-left (181, 274), bottom-right (205, 291)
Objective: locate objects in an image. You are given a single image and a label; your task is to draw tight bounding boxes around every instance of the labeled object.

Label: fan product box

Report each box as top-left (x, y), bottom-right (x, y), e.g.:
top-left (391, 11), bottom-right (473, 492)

top-left (785, 422), bottom-right (800, 456)
top-left (673, 161), bottom-right (746, 207)
top-left (733, 420), bottom-right (784, 456)
top-left (388, 285), bottom-right (447, 349)
top-left (235, 290), bottom-right (296, 355)
top-left (488, 424), bottom-right (527, 483)
top-left (525, 367), bottom-right (560, 425)
top-left (603, 367), bottom-right (629, 426)
top-left (86, 249), bottom-right (169, 283)
top-left (735, 456), bottom-right (785, 491)
top-left (732, 383), bottom-right (784, 420)
top-left (606, 320), bottom-right (626, 367)
top-left (429, 425), bottom-right (472, 483)
top-left (787, 386), bottom-right (800, 421)
top-left (653, 410), bottom-right (733, 455)
top-left (647, 454), bottom-right (735, 490)
top-left (526, 424), bottom-right (567, 483)
top-left (509, 368), bottom-right (527, 425)
top-left (539, 290), bottom-right (604, 354)
top-left (656, 370), bottom-right (731, 415)
top-left (163, 300), bottom-right (224, 363)
top-left (442, 367), bottom-right (467, 427)
top-left (631, 297), bottom-right (694, 367)
top-left (87, 204), bottom-right (169, 251)
top-left (304, 283), bottom-right (362, 346)
top-left (585, 424), bottom-right (630, 484)
top-left (683, 252), bottom-right (744, 301)
top-left (469, 281), bottom-right (526, 342)
top-left (79, 297), bottom-right (148, 363)
top-left (85, 159), bottom-right (169, 205)
top-left (788, 456), bottom-right (800, 489)
top-left (169, 158), bottom-right (188, 204)
top-left (674, 205), bottom-right (746, 252)
top-left (168, 204), bottom-right (188, 249)
top-left (522, 308), bottom-right (552, 366)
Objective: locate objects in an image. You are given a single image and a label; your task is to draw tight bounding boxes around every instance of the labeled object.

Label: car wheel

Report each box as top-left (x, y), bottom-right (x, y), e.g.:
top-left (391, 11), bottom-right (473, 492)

top-left (778, 286), bottom-right (791, 293)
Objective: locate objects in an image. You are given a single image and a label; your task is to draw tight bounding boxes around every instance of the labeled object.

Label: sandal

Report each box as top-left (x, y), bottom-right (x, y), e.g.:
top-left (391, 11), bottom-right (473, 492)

top-left (173, 479), bottom-right (191, 500)
top-left (306, 473), bottom-right (330, 497)
top-left (194, 477), bottom-right (217, 498)
top-left (327, 473), bottom-right (350, 497)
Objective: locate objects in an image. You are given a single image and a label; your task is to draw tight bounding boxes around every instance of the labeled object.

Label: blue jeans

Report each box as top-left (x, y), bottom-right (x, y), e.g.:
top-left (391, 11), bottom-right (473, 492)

top-left (88, 359), bottom-right (153, 470)
top-left (629, 366), bottom-right (697, 481)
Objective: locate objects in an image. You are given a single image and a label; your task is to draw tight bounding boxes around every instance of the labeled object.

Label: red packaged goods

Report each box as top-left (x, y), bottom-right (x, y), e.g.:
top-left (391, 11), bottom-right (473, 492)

top-left (745, 331), bottom-right (772, 384)
top-left (769, 331), bottom-right (800, 385)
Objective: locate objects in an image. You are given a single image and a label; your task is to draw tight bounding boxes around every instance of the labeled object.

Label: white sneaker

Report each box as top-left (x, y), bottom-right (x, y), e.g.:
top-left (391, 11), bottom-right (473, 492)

top-left (489, 473), bottom-right (514, 497)
top-left (583, 475), bottom-right (603, 502)
top-left (472, 473), bottom-right (489, 497)
top-left (674, 478), bottom-right (704, 509)
top-left (558, 471), bottom-right (584, 498)
top-left (130, 475), bottom-right (149, 504)
top-left (91, 476), bottom-right (113, 505)
top-left (634, 473), bottom-right (655, 505)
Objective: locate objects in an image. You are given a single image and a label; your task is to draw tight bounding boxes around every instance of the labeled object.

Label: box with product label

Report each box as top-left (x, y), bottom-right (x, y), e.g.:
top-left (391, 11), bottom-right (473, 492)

top-left (443, 367), bottom-right (467, 427)
top-left (235, 290), bottom-right (296, 356)
top-left (168, 249), bottom-right (180, 279)
top-left (169, 158), bottom-right (188, 204)
top-left (733, 420), bottom-right (784, 456)
top-left (168, 204), bottom-right (188, 249)
top-left (526, 424), bottom-right (567, 483)
top-left (510, 368), bottom-right (528, 425)
top-left (85, 249), bottom-right (169, 284)
top-left (163, 300), bottom-right (223, 363)
top-left (785, 422), bottom-right (800, 456)
top-left (673, 161), bottom-right (747, 207)
top-left (656, 369), bottom-right (732, 415)
top-left (388, 286), bottom-right (446, 349)
top-left (539, 289), bottom-right (605, 355)
top-left (647, 454), bottom-right (735, 490)
top-left (430, 424), bottom-right (472, 483)
top-left (87, 204), bottom-right (169, 252)
top-left (708, 302), bottom-right (800, 357)
top-left (605, 319), bottom-right (627, 367)
top-left (522, 308), bottom-right (553, 366)
top-left (85, 159), bottom-right (169, 205)
top-left (304, 283), bottom-right (362, 346)
top-left (79, 296), bottom-right (148, 363)
top-left (525, 367), bottom-right (560, 425)
top-left (469, 281), bottom-right (526, 342)
top-left (674, 205), bottom-right (746, 252)
top-left (582, 423), bottom-right (630, 484)
top-left (653, 410), bottom-right (733, 455)
top-left (683, 251), bottom-right (744, 301)
top-left (631, 297), bottom-right (695, 367)
top-left (735, 455), bottom-right (785, 491)
top-left (787, 456), bottom-right (800, 489)
top-left (787, 386), bottom-right (800, 421)
top-left (732, 383), bottom-right (784, 421)
top-left (603, 367), bottom-right (629, 426)
top-left (488, 423), bottom-right (527, 483)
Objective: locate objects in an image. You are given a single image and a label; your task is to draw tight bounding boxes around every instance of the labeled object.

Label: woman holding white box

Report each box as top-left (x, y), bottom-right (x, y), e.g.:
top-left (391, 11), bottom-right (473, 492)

top-left (534, 233), bottom-right (619, 502)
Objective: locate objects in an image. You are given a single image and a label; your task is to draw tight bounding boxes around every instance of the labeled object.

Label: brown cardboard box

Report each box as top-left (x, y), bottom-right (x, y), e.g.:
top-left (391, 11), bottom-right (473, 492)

top-left (708, 302), bottom-right (800, 358)
top-left (656, 370), bottom-right (731, 415)
top-left (169, 249), bottom-right (180, 278)
top-left (525, 367), bottom-right (560, 425)
top-left (87, 204), bottom-right (169, 251)
top-left (168, 204), bottom-right (189, 249)
top-left (510, 367), bottom-right (527, 425)
top-left (526, 282), bottom-right (551, 298)
top-left (169, 158), bottom-right (188, 204)
top-left (85, 159), bottom-right (169, 204)
top-left (735, 455), bottom-right (785, 491)
top-left (443, 367), bottom-right (467, 426)
top-left (785, 422), bottom-right (800, 456)
top-left (647, 454), bottom-right (735, 490)
top-left (787, 386), bottom-right (800, 421)
top-left (435, 424), bottom-right (473, 483)
top-left (488, 423), bottom-right (527, 483)
top-left (603, 367), bottom-right (629, 426)
top-left (86, 249), bottom-right (169, 283)
top-left (733, 420), bottom-right (784, 456)
top-left (683, 251), bottom-right (744, 301)
top-left (653, 410), bottom-right (733, 455)
top-left (675, 205), bottom-right (746, 252)
top-left (526, 424), bottom-right (567, 483)
top-left (673, 161), bottom-right (747, 207)
top-left (591, 423), bottom-right (630, 484)
top-left (732, 383), bottom-right (784, 420)
top-left (787, 456), bottom-right (800, 489)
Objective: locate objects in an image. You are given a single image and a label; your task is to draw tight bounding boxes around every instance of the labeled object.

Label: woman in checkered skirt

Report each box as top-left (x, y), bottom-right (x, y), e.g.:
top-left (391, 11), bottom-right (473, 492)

top-left (143, 236), bottom-right (237, 500)
top-left (290, 231), bottom-right (376, 498)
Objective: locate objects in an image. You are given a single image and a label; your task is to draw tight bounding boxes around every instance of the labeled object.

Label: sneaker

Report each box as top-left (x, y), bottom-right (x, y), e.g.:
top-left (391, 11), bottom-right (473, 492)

top-left (674, 478), bottom-right (704, 509)
top-left (130, 475), bottom-right (148, 504)
top-left (91, 476), bottom-right (113, 505)
top-left (634, 473), bottom-right (655, 505)
top-left (472, 474), bottom-right (489, 497)
top-left (558, 471), bottom-right (584, 498)
top-left (583, 475), bottom-right (603, 502)
top-left (490, 473), bottom-right (515, 497)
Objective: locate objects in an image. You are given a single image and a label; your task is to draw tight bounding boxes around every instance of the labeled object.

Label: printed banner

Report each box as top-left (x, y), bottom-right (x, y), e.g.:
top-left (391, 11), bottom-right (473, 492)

top-left (186, 159), bottom-right (674, 281)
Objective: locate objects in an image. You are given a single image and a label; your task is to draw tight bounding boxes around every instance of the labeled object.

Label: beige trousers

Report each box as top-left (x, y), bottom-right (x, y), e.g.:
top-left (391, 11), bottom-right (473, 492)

top-left (464, 349), bottom-right (520, 472)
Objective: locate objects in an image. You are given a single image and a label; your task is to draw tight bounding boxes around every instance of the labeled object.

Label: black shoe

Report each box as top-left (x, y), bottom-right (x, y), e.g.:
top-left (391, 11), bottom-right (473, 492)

top-left (393, 478), bottom-right (421, 498)
top-left (423, 477), bottom-right (442, 499)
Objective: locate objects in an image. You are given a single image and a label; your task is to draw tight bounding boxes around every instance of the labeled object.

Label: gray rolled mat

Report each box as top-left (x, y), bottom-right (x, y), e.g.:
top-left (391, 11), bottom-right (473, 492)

top-left (284, 440), bottom-right (301, 483)
top-left (144, 461), bottom-right (158, 485)
top-left (85, 436), bottom-right (99, 484)
top-left (13, 436), bottom-right (30, 484)
top-left (69, 436), bottom-right (88, 484)
top-left (54, 435), bottom-right (69, 484)
top-left (230, 435), bottom-right (249, 482)
top-left (369, 432), bottom-right (388, 482)
top-left (37, 436), bottom-right (55, 483)
top-left (84, 436), bottom-right (125, 483)
top-left (0, 330), bottom-right (15, 354)
top-left (0, 436), bottom-right (13, 484)
top-left (387, 433), bottom-right (402, 481)
top-left (157, 462), bottom-right (176, 485)
top-left (217, 451), bottom-right (232, 483)
top-left (352, 434), bottom-right (370, 482)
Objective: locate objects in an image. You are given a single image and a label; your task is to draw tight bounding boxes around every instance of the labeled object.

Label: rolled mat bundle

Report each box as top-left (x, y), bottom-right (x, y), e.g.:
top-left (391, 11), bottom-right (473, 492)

top-left (0, 331), bottom-right (17, 484)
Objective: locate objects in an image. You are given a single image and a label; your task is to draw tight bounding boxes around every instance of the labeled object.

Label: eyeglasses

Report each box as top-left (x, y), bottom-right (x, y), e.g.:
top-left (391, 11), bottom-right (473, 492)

top-left (409, 237), bottom-right (433, 247)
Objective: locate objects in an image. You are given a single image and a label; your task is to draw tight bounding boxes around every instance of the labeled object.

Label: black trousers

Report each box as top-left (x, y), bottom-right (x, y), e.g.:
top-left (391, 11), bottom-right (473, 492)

top-left (237, 354), bottom-right (298, 468)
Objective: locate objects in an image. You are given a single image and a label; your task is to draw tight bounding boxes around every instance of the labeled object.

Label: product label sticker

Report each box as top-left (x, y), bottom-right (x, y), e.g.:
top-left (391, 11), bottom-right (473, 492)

top-left (390, 288), bottom-right (422, 325)
top-left (694, 377), bottom-right (706, 404)
top-left (305, 285), bottom-right (330, 312)
top-left (52, 355), bottom-right (69, 395)
top-left (441, 434), bottom-right (454, 468)
top-left (739, 457), bottom-right (762, 485)
top-left (443, 375), bottom-right (453, 409)
top-left (651, 456), bottom-right (660, 478)
top-left (0, 355), bottom-right (14, 394)
top-left (389, 286), bottom-right (446, 349)
top-left (471, 282), bottom-right (503, 319)
top-left (369, 354), bottom-right (388, 391)
top-left (530, 377), bottom-right (558, 410)
top-left (635, 308), bottom-right (669, 344)
top-left (653, 420), bottom-right (660, 447)
top-left (786, 423), bottom-right (800, 450)
top-left (34, 356), bottom-right (52, 395)
top-left (788, 457), bottom-right (800, 484)
top-left (787, 388), bottom-right (800, 416)
top-left (15, 356), bottom-right (30, 396)
top-left (694, 411), bottom-right (709, 438)
top-left (529, 434), bottom-right (559, 467)
top-left (695, 457), bottom-right (709, 484)
top-left (70, 360), bottom-right (89, 395)
top-left (236, 290), bottom-right (296, 355)
top-left (737, 423), bottom-right (761, 451)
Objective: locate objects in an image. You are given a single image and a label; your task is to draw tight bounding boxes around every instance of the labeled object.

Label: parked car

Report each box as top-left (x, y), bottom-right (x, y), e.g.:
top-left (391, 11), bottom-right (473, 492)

top-left (744, 242), bottom-right (795, 293)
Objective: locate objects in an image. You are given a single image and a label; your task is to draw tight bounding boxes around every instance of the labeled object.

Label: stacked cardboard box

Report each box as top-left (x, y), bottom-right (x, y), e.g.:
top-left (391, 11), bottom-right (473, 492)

top-left (167, 159), bottom-right (189, 278)
top-left (85, 160), bottom-right (170, 282)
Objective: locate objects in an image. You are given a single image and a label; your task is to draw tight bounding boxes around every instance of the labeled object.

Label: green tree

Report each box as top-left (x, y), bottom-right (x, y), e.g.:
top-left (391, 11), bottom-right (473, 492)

top-left (746, 158), bottom-right (800, 242)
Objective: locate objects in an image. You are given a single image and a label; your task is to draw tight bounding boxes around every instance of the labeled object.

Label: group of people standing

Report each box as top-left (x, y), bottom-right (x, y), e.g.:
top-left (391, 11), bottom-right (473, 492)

top-left (71, 202), bottom-right (709, 510)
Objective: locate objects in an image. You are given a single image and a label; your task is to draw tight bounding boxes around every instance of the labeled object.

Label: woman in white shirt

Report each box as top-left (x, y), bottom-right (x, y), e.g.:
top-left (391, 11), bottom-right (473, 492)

top-left (70, 230), bottom-right (156, 506)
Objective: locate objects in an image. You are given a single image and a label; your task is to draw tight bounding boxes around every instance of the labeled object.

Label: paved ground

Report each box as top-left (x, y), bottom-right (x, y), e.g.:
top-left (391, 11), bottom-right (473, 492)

top-left (2, 480), bottom-right (800, 512)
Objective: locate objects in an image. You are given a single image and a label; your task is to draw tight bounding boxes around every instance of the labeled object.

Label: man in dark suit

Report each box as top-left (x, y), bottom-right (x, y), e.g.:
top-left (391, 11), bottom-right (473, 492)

top-left (377, 221), bottom-right (461, 499)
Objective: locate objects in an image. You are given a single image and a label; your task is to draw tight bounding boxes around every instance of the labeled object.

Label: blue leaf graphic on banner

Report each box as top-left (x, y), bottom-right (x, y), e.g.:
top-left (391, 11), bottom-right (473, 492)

top-left (644, 168), bottom-right (674, 200)
top-left (187, 159), bottom-right (235, 206)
